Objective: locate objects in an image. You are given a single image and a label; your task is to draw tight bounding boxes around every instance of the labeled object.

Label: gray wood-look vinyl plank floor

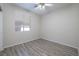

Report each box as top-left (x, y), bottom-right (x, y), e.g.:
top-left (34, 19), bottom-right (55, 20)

top-left (0, 39), bottom-right (78, 56)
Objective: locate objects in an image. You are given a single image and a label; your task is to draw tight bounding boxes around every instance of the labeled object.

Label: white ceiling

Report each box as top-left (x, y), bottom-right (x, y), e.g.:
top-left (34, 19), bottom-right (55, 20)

top-left (16, 3), bottom-right (72, 15)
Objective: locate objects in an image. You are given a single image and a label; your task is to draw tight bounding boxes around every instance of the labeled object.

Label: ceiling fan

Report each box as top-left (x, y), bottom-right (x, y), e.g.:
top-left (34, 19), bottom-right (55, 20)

top-left (34, 3), bottom-right (53, 10)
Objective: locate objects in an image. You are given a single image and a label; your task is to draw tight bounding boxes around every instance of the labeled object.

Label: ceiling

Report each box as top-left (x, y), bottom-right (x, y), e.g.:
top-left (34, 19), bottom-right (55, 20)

top-left (16, 3), bottom-right (72, 16)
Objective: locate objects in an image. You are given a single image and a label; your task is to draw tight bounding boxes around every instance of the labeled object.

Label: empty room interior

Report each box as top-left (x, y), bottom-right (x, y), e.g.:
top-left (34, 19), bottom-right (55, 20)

top-left (0, 3), bottom-right (79, 56)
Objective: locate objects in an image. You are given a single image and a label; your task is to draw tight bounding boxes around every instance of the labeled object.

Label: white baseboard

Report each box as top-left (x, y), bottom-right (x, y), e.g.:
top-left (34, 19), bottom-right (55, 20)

top-left (78, 49), bottom-right (79, 56)
top-left (3, 38), bottom-right (39, 49)
top-left (41, 37), bottom-right (77, 49)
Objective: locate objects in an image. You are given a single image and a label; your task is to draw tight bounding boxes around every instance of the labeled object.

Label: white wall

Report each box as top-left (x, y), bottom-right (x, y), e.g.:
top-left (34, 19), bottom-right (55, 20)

top-left (0, 12), bottom-right (3, 51)
top-left (41, 4), bottom-right (79, 48)
top-left (2, 4), bottom-right (40, 48)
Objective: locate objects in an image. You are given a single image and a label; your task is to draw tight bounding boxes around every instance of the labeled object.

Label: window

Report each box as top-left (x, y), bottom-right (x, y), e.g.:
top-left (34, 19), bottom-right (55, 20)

top-left (21, 25), bottom-right (30, 32)
top-left (15, 21), bottom-right (30, 32)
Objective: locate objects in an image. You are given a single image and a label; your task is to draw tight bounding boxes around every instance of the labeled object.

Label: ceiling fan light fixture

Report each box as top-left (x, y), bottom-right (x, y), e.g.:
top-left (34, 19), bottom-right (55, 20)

top-left (34, 3), bottom-right (53, 10)
top-left (42, 5), bottom-right (45, 9)
top-left (35, 4), bottom-right (45, 10)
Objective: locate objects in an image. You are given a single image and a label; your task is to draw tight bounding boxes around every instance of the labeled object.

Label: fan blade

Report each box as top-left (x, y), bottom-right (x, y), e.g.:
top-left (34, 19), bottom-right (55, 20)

top-left (34, 3), bottom-right (39, 5)
top-left (45, 4), bottom-right (53, 6)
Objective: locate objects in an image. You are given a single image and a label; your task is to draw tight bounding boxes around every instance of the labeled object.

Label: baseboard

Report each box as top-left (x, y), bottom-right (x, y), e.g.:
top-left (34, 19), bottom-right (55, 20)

top-left (78, 49), bottom-right (79, 56)
top-left (41, 38), bottom-right (78, 49)
top-left (3, 38), bottom-right (39, 49)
